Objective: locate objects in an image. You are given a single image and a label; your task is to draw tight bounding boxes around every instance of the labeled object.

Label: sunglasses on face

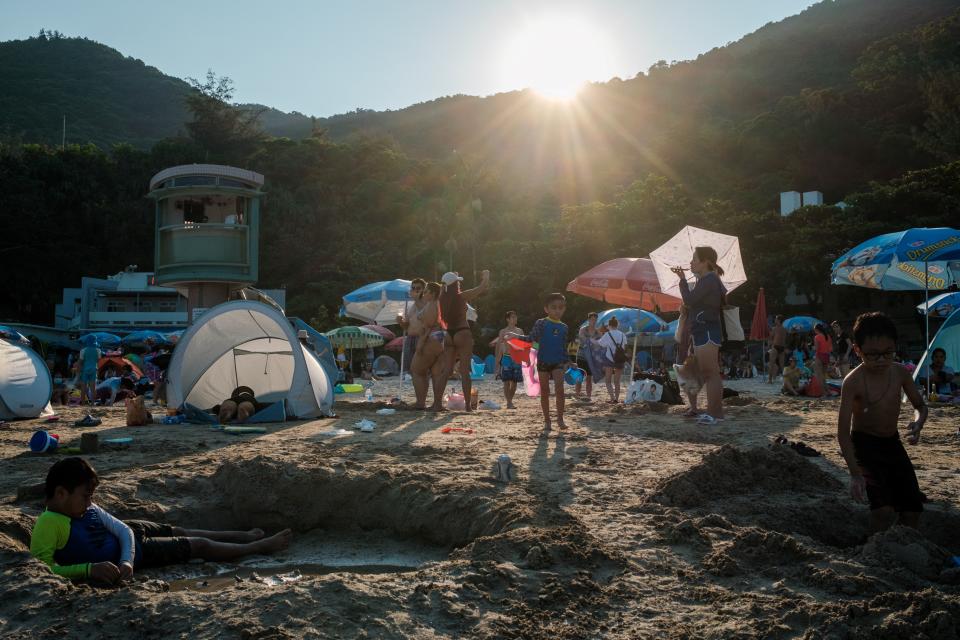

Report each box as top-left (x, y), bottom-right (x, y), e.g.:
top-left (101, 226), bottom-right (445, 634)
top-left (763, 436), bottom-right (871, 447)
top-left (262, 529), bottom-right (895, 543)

top-left (860, 350), bottom-right (895, 362)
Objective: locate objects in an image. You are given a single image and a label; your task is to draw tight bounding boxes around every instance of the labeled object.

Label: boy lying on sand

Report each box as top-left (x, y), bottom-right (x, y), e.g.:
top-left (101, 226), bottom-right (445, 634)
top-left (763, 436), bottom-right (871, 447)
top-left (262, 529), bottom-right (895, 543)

top-left (30, 458), bottom-right (291, 585)
top-left (837, 312), bottom-right (926, 532)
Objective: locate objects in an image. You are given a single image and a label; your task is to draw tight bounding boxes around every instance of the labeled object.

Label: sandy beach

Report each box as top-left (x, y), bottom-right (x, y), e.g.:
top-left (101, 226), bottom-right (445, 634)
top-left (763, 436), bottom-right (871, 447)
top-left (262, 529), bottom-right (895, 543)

top-left (2, 375), bottom-right (959, 639)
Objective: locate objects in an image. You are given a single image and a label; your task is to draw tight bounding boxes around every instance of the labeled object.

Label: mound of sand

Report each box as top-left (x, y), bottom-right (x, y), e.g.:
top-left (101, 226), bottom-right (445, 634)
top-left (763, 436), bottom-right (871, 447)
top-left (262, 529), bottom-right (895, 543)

top-left (858, 525), bottom-right (951, 581)
top-left (648, 445), bottom-right (842, 508)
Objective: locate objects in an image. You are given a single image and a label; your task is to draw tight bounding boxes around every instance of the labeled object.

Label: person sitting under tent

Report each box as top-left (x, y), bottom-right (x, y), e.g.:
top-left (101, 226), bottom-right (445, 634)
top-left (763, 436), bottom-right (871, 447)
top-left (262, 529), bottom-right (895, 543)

top-left (46, 359), bottom-right (71, 406)
top-left (214, 386), bottom-right (263, 424)
top-left (918, 348), bottom-right (955, 396)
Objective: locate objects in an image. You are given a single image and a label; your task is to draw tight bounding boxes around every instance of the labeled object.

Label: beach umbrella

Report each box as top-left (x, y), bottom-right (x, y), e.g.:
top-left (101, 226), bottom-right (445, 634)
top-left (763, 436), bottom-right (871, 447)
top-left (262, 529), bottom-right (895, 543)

top-left (586, 308), bottom-right (666, 375)
top-left (749, 288), bottom-right (769, 341)
top-left (830, 228), bottom-right (960, 292)
top-left (384, 336), bottom-right (406, 351)
top-left (656, 319), bottom-right (679, 341)
top-left (567, 258), bottom-right (681, 312)
top-left (586, 308), bottom-right (666, 336)
top-left (342, 279), bottom-right (478, 325)
top-left (83, 332), bottom-right (121, 348)
top-left (783, 316), bottom-right (824, 333)
top-left (650, 226), bottom-right (748, 298)
top-left (342, 279), bottom-right (418, 326)
top-left (749, 288), bottom-right (769, 373)
top-left (122, 330), bottom-right (168, 348)
top-left (831, 227), bottom-right (960, 392)
top-left (0, 325), bottom-right (30, 345)
top-left (916, 291), bottom-right (960, 318)
top-left (361, 324), bottom-right (396, 342)
top-left (324, 326), bottom-right (385, 349)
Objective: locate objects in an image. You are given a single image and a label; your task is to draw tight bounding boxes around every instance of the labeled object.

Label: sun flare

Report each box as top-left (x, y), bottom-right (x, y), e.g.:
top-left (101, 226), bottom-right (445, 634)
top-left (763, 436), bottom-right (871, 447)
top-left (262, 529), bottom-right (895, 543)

top-left (501, 15), bottom-right (615, 100)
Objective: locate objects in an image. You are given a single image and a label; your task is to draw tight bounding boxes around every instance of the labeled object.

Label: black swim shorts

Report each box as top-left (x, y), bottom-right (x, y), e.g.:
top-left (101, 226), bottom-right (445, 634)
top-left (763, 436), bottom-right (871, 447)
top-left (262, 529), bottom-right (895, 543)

top-left (126, 519), bottom-right (192, 568)
top-left (851, 431), bottom-right (923, 513)
top-left (537, 361), bottom-right (566, 374)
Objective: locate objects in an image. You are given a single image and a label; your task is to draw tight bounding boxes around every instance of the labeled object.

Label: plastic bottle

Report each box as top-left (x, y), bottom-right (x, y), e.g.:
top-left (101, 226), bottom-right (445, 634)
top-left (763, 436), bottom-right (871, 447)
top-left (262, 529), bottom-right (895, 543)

top-left (365, 386), bottom-right (374, 402)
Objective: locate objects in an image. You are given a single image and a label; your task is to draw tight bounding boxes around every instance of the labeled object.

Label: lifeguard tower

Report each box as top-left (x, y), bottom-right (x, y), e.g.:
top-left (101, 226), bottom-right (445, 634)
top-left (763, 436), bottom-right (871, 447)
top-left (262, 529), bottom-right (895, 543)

top-left (148, 164), bottom-right (264, 322)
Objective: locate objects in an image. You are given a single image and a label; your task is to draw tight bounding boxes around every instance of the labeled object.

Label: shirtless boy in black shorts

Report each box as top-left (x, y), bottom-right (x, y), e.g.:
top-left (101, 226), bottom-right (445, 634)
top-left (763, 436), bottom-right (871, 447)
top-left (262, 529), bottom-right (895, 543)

top-left (837, 312), bottom-right (927, 532)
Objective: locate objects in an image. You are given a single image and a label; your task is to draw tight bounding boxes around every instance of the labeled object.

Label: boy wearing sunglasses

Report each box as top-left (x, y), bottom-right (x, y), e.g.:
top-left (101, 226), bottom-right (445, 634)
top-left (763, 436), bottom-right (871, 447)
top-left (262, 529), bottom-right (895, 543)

top-left (837, 312), bottom-right (927, 532)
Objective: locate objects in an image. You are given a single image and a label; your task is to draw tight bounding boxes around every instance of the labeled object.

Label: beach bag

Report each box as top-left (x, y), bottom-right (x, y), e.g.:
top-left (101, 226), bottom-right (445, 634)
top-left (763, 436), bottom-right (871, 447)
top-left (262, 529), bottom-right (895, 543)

top-left (125, 396), bottom-right (152, 426)
top-left (613, 335), bottom-right (628, 365)
top-left (804, 375), bottom-right (823, 397)
top-left (720, 306), bottom-right (745, 353)
top-left (674, 314), bottom-right (686, 344)
top-left (625, 379), bottom-right (662, 404)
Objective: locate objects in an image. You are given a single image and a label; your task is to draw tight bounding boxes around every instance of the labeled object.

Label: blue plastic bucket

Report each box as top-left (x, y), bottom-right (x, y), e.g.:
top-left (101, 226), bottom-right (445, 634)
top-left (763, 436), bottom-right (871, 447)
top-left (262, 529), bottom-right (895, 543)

top-left (29, 430), bottom-right (59, 453)
top-left (564, 367), bottom-right (585, 385)
top-left (470, 361), bottom-right (486, 379)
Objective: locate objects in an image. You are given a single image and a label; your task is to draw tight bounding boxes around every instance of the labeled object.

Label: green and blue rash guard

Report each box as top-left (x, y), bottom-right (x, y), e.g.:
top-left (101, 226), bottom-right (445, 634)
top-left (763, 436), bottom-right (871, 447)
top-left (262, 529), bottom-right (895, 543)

top-left (30, 505), bottom-right (135, 579)
top-left (520, 318), bottom-right (569, 366)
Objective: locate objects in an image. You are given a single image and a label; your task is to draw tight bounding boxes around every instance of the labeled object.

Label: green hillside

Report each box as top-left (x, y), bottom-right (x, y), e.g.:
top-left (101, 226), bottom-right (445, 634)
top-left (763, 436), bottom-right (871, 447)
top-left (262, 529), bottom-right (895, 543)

top-left (308, 0), bottom-right (960, 206)
top-left (0, 31), bottom-right (315, 148)
top-left (0, 32), bottom-right (192, 148)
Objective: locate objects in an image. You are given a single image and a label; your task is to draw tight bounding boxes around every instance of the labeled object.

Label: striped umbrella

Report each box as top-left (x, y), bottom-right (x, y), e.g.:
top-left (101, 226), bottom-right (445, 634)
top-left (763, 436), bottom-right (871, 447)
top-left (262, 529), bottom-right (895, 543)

top-left (324, 326), bottom-right (385, 349)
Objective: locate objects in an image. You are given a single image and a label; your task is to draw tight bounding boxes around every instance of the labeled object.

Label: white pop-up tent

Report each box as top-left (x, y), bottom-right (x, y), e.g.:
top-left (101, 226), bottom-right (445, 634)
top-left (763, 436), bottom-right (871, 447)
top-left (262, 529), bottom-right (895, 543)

top-left (0, 338), bottom-right (54, 420)
top-left (167, 301), bottom-right (334, 418)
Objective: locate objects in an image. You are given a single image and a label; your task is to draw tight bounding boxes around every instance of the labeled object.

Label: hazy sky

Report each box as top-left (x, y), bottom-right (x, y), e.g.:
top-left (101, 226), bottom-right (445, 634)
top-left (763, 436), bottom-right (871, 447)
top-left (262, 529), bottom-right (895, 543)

top-left (2, 0), bottom-right (815, 116)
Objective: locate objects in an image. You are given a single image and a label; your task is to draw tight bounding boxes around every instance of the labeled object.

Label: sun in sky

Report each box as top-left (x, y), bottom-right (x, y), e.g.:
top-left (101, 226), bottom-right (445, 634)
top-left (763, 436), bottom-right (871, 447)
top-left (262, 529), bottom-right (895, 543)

top-left (501, 14), bottom-right (617, 100)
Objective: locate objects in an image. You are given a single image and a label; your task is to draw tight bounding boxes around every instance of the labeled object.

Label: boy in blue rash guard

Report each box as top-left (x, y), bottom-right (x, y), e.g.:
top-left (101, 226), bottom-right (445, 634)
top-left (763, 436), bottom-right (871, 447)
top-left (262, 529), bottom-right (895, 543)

top-left (509, 293), bottom-right (570, 432)
top-left (31, 458), bottom-right (292, 585)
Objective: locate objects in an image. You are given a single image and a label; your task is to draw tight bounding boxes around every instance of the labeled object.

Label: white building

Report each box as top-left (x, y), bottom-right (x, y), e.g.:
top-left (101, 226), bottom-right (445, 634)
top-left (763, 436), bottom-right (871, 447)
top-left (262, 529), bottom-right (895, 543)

top-left (780, 191), bottom-right (802, 217)
top-left (802, 191), bottom-right (823, 206)
top-left (54, 266), bottom-right (285, 332)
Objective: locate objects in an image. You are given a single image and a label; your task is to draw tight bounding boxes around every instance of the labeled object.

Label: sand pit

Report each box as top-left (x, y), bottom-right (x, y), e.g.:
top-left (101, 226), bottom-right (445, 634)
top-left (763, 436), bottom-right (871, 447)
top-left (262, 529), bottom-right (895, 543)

top-left (1, 378), bottom-right (959, 638)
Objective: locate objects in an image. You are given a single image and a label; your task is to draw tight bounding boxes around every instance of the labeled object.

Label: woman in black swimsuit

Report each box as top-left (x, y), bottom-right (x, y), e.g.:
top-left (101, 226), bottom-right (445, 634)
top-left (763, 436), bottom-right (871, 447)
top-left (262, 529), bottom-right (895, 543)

top-left (438, 269), bottom-right (491, 411)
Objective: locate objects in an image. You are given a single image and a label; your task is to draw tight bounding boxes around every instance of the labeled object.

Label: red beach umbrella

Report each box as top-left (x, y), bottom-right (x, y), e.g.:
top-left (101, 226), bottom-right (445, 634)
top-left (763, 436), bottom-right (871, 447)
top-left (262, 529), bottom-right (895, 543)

top-left (566, 257), bottom-right (681, 312)
top-left (384, 336), bottom-right (406, 351)
top-left (750, 288), bottom-right (769, 341)
top-left (361, 324), bottom-right (396, 342)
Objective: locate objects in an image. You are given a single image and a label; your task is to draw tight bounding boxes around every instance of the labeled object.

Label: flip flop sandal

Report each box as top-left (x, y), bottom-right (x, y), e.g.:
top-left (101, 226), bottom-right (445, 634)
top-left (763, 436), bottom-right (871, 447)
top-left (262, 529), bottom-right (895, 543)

top-left (696, 414), bottom-right (723, 426)
top-left (441, 426), bottom-right (474, 434)
top-left (74, 415), bottom-right (102, 427)
top-left (791, 442), bottom-right (820, 457)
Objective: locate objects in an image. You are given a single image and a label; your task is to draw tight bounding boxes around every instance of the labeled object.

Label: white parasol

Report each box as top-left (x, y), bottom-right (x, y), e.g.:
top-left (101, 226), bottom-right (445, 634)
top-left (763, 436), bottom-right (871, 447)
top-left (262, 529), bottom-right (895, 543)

top-left (650, 225), bottom-right (748, 297)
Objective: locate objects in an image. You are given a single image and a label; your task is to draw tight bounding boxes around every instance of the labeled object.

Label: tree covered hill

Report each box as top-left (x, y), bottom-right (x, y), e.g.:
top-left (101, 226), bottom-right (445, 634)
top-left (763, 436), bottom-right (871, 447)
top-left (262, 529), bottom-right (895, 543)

top-left (3, 0), bottom-right (959, 193)
top-left (0, 32), bottom-right (192, 148)
top-left (308, 0), bottom-right (960, 207)
top-left (0, 31), bottom-right (316, 148)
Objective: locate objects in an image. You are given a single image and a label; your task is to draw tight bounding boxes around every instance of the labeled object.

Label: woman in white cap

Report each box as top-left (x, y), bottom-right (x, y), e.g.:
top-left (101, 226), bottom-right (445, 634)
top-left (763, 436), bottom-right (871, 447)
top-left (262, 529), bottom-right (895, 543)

top-left (438, 270), bottom-right (491, 411)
